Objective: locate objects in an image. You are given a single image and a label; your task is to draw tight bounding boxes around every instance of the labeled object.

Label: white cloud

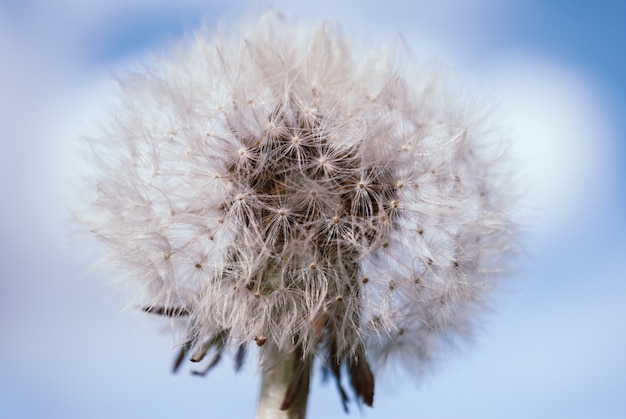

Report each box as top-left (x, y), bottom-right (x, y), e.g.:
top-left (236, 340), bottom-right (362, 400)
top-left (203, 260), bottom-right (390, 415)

top-left (471, 53), bottom-right (617, 241)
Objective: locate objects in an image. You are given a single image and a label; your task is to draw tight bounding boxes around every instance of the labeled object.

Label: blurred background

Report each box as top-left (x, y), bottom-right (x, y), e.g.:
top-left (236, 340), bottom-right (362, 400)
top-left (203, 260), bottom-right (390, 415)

top-left (1, 0), bottom-right (624, 418)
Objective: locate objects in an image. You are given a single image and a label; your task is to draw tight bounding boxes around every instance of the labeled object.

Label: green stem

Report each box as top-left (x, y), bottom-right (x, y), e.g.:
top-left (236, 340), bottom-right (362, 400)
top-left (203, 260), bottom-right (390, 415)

top-left (255, 349), bottom-right (312, 419)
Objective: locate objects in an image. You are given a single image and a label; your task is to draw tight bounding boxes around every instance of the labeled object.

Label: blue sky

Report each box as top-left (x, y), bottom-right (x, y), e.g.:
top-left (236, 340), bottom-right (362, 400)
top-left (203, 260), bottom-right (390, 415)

top-left (1, 1), bottom-right (625, 418)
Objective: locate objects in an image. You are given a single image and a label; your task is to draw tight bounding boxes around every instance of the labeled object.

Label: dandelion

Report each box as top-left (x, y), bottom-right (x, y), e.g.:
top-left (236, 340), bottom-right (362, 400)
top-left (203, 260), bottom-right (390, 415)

top-left (81, 12), bottom-right (517, 419)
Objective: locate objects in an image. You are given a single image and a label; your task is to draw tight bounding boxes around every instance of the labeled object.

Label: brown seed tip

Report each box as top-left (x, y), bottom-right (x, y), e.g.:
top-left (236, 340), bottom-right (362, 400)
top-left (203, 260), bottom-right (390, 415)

top-left (254, 336), bottom-right (267, 346)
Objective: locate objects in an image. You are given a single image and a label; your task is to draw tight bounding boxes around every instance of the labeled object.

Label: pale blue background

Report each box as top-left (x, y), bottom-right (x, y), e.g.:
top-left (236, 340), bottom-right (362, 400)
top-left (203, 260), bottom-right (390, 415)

top-left (1, 1), bottom-right (625, 418)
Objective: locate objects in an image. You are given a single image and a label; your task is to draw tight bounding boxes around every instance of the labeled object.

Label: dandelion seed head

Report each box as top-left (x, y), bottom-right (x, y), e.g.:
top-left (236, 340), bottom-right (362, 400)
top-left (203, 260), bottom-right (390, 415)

top-left (80, 11), bottom-right (519, 409)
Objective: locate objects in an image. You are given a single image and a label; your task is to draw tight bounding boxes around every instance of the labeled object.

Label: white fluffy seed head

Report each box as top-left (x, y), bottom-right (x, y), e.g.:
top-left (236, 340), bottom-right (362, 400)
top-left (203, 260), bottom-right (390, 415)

top-left (81, 12), bottom-right (518, 380)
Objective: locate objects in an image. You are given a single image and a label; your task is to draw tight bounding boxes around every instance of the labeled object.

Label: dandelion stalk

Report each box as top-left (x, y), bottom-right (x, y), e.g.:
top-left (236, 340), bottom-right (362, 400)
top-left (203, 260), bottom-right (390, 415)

top-left (256, 347), bottom-right (312, 419)
top-left (80, 11), bottom-right (518, 418)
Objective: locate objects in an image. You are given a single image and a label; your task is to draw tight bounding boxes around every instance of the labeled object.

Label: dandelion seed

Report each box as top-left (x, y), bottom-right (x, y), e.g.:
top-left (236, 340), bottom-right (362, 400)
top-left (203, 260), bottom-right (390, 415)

top-left (80, 11), bottom-right (518, 419)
